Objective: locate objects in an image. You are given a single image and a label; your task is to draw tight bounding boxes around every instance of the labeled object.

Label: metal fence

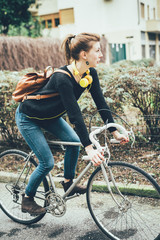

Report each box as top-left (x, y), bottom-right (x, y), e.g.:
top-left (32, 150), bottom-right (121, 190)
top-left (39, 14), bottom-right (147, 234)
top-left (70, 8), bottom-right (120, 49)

top-left (128, 115), bottom-right (160, 144)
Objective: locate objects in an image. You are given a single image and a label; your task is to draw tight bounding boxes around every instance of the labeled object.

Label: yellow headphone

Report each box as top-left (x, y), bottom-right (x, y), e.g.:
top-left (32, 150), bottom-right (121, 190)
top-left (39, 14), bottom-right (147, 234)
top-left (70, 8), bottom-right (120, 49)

top-left (72, 61), bottom-right (93, 88)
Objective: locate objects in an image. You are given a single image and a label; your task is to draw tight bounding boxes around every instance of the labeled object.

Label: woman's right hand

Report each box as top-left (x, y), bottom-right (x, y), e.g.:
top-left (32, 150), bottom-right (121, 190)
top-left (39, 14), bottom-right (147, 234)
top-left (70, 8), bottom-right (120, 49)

top-left (85, 144), bottom-right (104, 166)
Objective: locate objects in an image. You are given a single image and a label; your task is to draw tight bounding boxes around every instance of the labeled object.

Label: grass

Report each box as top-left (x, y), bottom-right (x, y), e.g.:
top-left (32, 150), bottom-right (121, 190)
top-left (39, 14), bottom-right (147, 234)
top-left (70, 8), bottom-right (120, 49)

top-left (92, 184), bottom-right (160, 199)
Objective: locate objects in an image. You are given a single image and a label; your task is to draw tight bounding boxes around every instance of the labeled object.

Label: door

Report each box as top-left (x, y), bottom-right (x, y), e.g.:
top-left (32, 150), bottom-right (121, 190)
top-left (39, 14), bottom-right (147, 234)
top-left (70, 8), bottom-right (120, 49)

top-left (110, 43), bottom-right (126, 63)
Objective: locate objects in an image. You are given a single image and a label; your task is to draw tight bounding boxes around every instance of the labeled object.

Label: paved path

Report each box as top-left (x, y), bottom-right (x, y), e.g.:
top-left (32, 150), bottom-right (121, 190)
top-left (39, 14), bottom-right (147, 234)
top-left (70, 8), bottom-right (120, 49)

top-left (0, 182), bottom-right (160, 240)
top-left (0, 186), bottom-right (109, 240)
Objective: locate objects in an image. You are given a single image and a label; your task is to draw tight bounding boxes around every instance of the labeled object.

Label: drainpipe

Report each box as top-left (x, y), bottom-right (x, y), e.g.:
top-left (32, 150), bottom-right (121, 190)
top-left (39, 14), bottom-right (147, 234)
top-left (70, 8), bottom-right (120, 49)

top-left (155, 34), bottom-right (159, 62)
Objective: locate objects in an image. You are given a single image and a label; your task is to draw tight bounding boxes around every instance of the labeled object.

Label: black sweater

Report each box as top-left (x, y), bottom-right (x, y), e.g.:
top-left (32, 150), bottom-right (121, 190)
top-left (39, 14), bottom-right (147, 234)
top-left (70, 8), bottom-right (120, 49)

top-left (19, 66), bottom-right (115, 147)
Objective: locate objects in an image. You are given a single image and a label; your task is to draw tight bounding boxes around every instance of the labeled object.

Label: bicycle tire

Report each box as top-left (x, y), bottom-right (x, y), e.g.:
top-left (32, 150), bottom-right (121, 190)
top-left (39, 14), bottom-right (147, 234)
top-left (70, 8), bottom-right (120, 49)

top-left (0, 149), bottom-right (49, 225)
top-left (87, 161), bottom-right (160, 240)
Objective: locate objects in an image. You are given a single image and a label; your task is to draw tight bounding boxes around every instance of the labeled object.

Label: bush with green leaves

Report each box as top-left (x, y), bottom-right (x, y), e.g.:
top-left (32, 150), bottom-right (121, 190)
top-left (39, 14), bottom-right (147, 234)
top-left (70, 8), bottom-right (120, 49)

top-left (95, 59), bottom-right (160, 141)
top-left (0, 59), bottom-right (159, 146)
top-left (8, 17), bottom-right (42, 38)
top-left (0, 69), bottom-right (33, 147)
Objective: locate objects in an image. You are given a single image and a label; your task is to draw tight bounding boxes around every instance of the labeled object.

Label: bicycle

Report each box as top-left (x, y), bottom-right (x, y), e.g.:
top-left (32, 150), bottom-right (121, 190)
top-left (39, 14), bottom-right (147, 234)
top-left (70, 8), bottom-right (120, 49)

top-left (0, 121), bottom-right (160, 240)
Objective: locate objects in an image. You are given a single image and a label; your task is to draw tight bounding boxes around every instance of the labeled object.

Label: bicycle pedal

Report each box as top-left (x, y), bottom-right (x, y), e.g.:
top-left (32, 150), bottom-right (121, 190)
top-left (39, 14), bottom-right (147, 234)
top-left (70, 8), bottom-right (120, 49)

top-left (21, 210), bottom-right (27, 213)
top-left (30, 213), bottom-right (39, 216)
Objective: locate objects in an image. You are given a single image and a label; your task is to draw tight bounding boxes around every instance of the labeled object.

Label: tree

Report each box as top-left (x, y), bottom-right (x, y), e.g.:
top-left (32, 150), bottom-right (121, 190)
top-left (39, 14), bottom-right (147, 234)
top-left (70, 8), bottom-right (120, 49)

top-left (0, 0), bottom-right (36, 34)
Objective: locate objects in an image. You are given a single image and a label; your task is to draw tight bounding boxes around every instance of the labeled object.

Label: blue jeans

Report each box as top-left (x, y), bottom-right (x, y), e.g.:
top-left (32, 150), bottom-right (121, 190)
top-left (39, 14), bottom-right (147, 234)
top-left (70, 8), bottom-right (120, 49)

top-left (15, 106), bottom-right (80, 197)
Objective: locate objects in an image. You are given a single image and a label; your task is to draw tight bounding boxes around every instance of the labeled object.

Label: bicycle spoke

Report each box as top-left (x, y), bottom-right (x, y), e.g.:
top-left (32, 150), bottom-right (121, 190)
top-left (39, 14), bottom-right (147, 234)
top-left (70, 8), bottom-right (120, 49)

top-left (87, 162), bottom-right (160, 240)
top-left (0, 150), bottom-right (48, 224)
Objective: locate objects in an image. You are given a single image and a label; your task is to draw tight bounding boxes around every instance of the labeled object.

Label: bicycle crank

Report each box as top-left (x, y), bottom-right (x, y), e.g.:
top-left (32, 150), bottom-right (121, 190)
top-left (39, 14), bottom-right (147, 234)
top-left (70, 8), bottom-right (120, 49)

top-left (46, 193), bottom-right (66, 217)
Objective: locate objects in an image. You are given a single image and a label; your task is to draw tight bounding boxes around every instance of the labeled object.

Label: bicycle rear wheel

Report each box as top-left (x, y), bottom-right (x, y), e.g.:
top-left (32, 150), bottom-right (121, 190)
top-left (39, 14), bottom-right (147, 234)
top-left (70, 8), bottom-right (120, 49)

top-left (87, 161), bottom-right (160, 240)
top-left (0, 149), bottom-right (49, 225)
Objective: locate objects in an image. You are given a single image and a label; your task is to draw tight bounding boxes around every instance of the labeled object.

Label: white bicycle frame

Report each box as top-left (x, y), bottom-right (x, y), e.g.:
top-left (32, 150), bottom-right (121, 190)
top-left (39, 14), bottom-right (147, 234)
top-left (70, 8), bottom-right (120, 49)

top-left (46, 123), bottom-right (135, 203)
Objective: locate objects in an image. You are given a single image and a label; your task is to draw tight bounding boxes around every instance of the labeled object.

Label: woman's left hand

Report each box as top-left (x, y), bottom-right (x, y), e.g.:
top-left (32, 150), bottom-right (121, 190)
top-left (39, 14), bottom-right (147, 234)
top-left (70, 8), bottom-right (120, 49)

top-left (112, 130), bottom-right (129, 144)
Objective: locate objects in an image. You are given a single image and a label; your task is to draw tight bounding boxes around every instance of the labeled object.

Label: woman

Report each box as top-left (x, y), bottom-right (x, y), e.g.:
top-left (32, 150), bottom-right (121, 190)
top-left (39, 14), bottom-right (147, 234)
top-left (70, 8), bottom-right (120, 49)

top-left (15, 33), bottom-right (129, 215)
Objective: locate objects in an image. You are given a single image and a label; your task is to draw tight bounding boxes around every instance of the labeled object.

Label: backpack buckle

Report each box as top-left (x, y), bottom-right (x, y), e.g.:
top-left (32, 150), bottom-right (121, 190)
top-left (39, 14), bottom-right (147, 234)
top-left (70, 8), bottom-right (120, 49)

top-left (36, 95), bottom-right (41, 100)
top-left (23, 95), bottom-right (28, 101)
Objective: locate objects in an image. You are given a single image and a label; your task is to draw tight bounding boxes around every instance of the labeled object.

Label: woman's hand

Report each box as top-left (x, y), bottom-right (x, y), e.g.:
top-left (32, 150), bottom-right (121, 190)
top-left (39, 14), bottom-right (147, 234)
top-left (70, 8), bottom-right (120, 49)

top-left (112, 130), bottom-right (129, 144)
top-left (85, 145), bottom-right (104, 166)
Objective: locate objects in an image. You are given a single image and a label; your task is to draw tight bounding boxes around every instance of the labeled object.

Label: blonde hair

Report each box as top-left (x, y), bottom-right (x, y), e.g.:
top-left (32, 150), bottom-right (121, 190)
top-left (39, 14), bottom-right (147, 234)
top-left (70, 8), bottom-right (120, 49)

top-left (62, 32), bottom-right (100, 64)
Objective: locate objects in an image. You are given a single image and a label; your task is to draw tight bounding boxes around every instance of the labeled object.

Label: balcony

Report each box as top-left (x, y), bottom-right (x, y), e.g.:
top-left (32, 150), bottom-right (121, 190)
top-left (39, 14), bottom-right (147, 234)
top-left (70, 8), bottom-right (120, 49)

top-left (28, 1), bottom-right (42, 16)
top-left (29, 7), bottom-right (38, 15)
top-left (146, 19), bottom-right (160, 33)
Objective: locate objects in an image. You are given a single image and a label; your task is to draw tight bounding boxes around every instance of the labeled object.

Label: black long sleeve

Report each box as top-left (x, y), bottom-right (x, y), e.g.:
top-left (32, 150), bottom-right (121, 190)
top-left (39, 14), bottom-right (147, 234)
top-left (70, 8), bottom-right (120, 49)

top-left (19, 66), bottom-right (116, 147)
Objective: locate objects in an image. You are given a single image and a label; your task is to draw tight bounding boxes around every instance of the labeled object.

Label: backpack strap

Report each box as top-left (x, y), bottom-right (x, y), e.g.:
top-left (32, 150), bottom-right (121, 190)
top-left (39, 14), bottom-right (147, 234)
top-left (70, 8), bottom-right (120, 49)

top-left (54, 69), bottom-right (72, 78)
top-left (22, 69), bottom-right (72, 101)
top-left (22, 92), bottom-right (59, 101)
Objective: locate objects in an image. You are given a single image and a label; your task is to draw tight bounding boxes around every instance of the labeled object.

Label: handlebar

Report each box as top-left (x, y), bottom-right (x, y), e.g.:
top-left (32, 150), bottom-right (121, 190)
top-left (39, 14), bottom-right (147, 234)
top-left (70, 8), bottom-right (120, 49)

top-left (82, 123), bottom-right (135, 161)
top-left (89, 123), bottom-right (133, 152)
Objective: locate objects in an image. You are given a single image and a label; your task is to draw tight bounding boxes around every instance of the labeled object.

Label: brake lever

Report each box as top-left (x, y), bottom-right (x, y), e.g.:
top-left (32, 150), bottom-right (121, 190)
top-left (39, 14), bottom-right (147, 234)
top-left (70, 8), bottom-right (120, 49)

top-left (110, 128), bottom-right (135, 147)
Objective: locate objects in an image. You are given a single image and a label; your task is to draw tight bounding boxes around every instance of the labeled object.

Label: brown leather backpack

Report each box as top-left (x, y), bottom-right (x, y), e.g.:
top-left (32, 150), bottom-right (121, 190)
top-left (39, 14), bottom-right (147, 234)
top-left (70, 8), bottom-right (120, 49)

top-left (12, 66), bottom-right (71, 102)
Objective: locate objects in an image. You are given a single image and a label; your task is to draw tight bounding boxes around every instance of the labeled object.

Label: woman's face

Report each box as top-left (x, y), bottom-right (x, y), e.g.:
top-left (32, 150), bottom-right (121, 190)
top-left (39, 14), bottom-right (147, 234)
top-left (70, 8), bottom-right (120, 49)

top-left (86, 42), bottom-right (103, 67)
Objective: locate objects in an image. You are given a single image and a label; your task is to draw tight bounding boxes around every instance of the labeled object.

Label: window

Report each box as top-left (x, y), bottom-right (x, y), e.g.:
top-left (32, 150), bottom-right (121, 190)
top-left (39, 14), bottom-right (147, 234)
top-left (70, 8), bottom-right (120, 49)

top-left (148, 32), bottom-right (156, 41)
top-left (141, 32), bottom-right (146, 55)
top-left (55, 18), bottom-right (60, 27)
top-left (149, 45), bottom-right (155, 59)
top-left (60, 8), bottom-right (74, 25)
top-left (141, 3), bottom-right (145, 19)
top-left (41, 18), bottom-right (52, 29)
top-left (41, 13), bottom-right (60, 29)
top-left (141, 45), bottom-right (146, 58)
top-left (153, 8), bottom-right (156, 19)
top-left (41, 20), bottom-right (46, 29)
top-left (148, 33), bottom-right (156, 59)
top-left (47, 20), bottom-right (52, 28)
top-left (141, 31), bottom-right (145, 41)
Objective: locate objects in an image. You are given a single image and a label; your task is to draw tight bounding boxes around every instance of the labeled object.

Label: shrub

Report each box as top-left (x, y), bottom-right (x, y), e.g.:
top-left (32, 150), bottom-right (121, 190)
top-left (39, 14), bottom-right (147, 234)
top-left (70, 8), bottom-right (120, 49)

top-left (96, 60), bottom-right (160, 141)
top-left (0, 59), bottom-right (159, 146)
top-left (8, 17), bottom-right (42, 38)
top-left (0, 69), bottom-right (33, 147)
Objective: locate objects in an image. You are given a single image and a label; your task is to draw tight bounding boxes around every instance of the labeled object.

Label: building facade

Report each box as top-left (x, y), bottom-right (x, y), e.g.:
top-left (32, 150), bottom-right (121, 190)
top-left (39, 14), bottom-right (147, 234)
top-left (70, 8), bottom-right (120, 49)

top-left (29, 0), bottom-right (160, 64)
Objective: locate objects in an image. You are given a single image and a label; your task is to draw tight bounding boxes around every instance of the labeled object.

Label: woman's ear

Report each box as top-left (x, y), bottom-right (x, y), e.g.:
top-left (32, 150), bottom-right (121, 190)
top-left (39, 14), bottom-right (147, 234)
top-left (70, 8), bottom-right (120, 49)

top-left (80, 50), bottom-right (87, 60)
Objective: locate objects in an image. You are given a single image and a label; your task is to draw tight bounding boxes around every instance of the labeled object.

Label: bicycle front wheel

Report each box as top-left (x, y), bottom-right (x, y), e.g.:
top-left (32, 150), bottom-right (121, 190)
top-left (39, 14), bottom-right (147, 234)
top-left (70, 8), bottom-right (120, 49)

top-left (0, 149), bottom-right (49, 225)
top-left (87, 161), bottom-right (160, 240)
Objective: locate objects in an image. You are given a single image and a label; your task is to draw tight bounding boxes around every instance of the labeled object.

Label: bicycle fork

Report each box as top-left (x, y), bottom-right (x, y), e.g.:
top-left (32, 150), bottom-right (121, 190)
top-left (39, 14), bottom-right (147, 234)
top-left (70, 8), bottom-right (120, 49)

top-left (5, 152), bottom-right (34, 203)
top-left (100, 162), bottom-right (131, 212)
